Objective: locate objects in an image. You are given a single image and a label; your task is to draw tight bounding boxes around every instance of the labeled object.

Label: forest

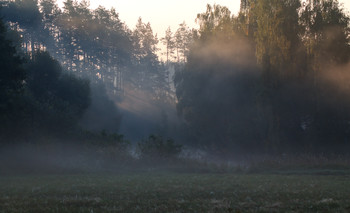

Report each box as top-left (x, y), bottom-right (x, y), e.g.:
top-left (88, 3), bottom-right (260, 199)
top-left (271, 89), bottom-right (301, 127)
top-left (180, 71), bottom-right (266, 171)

top-left (176, 0), bottom-right (350, 156)
top-left (0, 0), bottom-right (350, 162)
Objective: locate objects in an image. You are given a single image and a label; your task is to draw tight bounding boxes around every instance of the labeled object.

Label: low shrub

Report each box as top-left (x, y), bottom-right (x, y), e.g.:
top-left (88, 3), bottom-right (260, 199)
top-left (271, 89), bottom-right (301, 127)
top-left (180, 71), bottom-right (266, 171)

top-left (138, 135), bottom-right (182, 161)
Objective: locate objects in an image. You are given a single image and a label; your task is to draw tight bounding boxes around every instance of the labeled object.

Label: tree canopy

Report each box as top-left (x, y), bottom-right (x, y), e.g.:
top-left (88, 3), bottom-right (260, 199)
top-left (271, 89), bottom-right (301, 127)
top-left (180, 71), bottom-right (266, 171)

top-left (175, 0), bottom-right (350, 155)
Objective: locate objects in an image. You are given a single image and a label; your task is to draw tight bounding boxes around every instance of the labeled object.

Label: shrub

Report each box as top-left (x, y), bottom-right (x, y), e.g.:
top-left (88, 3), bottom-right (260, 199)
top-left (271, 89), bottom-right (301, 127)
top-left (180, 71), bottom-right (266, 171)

top-left (138, 135), bottom-right (182, 160)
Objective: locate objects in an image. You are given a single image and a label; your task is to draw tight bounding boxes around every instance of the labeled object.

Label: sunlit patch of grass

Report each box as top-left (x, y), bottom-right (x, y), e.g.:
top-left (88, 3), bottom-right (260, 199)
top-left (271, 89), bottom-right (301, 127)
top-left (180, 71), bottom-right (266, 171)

top-left (0, 173), bottom-right (350, 212)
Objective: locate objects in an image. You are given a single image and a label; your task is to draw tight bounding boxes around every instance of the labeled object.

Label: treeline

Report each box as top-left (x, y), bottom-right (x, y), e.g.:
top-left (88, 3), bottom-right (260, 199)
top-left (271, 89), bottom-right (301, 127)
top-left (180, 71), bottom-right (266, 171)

top-left (0, 17), bottom-right (90, 142)
top-left (0, 0), bottom-right (174, 100)
top-left (175, 0), bottom-right (350, 155)
top-left (161, 23), bottom-right (194, 64)
top-left (0, 0), bottom-right (187, 143)
top-left (1, 0), bottom-right (350, 157)
top-left (0, 0), bottom-right (135, 143)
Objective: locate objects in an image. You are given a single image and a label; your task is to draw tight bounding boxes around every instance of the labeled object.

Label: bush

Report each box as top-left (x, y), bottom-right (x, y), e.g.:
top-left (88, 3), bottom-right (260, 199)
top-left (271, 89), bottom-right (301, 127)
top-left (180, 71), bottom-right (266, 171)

top-left (138, 135), bottom-right (182, 160)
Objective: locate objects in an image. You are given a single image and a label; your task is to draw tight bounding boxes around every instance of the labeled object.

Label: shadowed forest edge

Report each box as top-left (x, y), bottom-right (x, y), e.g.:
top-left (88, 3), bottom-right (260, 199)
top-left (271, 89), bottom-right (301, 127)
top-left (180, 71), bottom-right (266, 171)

top-left (0, 0), bottom-right (350, 172)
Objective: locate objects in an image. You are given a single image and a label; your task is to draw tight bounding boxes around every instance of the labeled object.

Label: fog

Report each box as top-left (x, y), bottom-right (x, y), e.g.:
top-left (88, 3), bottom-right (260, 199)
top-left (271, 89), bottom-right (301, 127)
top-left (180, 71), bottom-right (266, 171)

top-left (175, 34), bottom-right (263, 156)
top-left (80, 82), bottom-right (122, 133)
top-left (2, 1), bottom-right (350, 212)
top-left (0, 0), bottom-right (349, 175)
top-left (115, 83), bottom-right (184, 142)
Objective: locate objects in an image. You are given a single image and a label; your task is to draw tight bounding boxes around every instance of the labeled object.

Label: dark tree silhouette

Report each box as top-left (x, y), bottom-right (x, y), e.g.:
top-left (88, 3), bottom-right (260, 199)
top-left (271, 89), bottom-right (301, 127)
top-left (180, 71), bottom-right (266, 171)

top-left (0, 17), bottom-right (26, 133)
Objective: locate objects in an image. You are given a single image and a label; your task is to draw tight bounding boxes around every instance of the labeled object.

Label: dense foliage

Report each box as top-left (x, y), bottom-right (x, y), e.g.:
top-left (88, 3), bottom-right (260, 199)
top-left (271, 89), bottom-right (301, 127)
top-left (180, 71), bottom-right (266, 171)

top-left (0, 17), bottom-right (26, 133)
top-left (0, 0), bottom-right (177, 143)
top-left (138, 135), bottom-right (182, 160)
top-left (175, 0), bottom-right (350, 155)
top-left (0, 0), bottom-right (171, 100)
top-left (1, 0), bottom-right (350, 157)
top-left (25, 51), bottom-right (90, 133)
top-left (0, 18), bottom-right (91, 141)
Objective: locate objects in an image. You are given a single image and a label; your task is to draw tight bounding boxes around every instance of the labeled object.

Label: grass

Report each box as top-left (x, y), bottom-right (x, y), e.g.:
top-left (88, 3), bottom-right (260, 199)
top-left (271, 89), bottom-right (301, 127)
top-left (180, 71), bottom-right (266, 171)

top-left (1, 172), bottom-right (350, 212)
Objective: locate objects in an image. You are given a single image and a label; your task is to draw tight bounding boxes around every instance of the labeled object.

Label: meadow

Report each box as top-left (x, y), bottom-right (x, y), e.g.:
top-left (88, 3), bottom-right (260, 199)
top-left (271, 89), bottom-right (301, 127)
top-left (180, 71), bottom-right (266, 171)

top-left (1, 171), bottom-right (350, 212)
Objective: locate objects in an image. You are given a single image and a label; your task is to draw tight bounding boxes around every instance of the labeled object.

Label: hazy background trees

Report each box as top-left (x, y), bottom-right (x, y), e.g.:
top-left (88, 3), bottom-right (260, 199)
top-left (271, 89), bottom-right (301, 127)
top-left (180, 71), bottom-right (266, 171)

top-left (0, 0), bottom-right (349, 157)
top-left (0, 0), bottom-right (175, 142)
top-left (175, 0), bottom-right (350, 156)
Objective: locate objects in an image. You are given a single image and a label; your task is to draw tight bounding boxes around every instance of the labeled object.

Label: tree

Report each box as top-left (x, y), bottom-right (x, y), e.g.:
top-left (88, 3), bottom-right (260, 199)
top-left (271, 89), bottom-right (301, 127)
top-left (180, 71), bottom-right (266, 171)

top-left (301, 0), bottom-right (350, 67)
top-left (1, 0), bottom-right (45, 56)
top-left (0, 17), bottom-right (26, 122)
top-left (131, 17), bottom-right (167, 97)
top-left (26, 51), bottom-right (90, 132)
top-left (251, 0), bottom-right (303, 81)
top-left (174, 22), bottom-right (193, 63)
top-left (196, 4), bottom-right (232, 35)
top-left (246, 0), bottom-right (306, 152)
top-left (175, 1), bottom-right (350, 155)
top-left (161, 27), bottom-right (175, 64)
top-left (40, 0), bottom-right (59, 21)
top-left (175, 4), bottom-right (262, 155)
top-left (133, 18), bottom-right (159, 64)
top-left (297, 0), bottom-right (350, 151)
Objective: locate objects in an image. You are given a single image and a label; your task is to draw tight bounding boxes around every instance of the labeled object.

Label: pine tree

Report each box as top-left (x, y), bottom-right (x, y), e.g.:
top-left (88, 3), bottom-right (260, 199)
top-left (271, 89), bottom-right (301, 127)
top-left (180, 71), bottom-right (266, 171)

top-left (161, 27), bottom-right (175, 64)
top-left (0, 18), bottom-right (25, 119)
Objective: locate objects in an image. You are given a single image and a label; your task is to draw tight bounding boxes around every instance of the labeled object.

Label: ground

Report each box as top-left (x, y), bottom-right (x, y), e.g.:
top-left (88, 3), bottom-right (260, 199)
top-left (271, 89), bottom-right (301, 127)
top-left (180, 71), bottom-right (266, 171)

top-left (0, 172), bottom-right (350, 212)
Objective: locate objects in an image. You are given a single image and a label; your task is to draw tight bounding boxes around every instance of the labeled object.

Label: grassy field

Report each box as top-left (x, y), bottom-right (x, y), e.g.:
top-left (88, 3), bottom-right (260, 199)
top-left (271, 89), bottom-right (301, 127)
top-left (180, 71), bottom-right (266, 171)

top-left (0, 172), bottom-right (350, 212)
